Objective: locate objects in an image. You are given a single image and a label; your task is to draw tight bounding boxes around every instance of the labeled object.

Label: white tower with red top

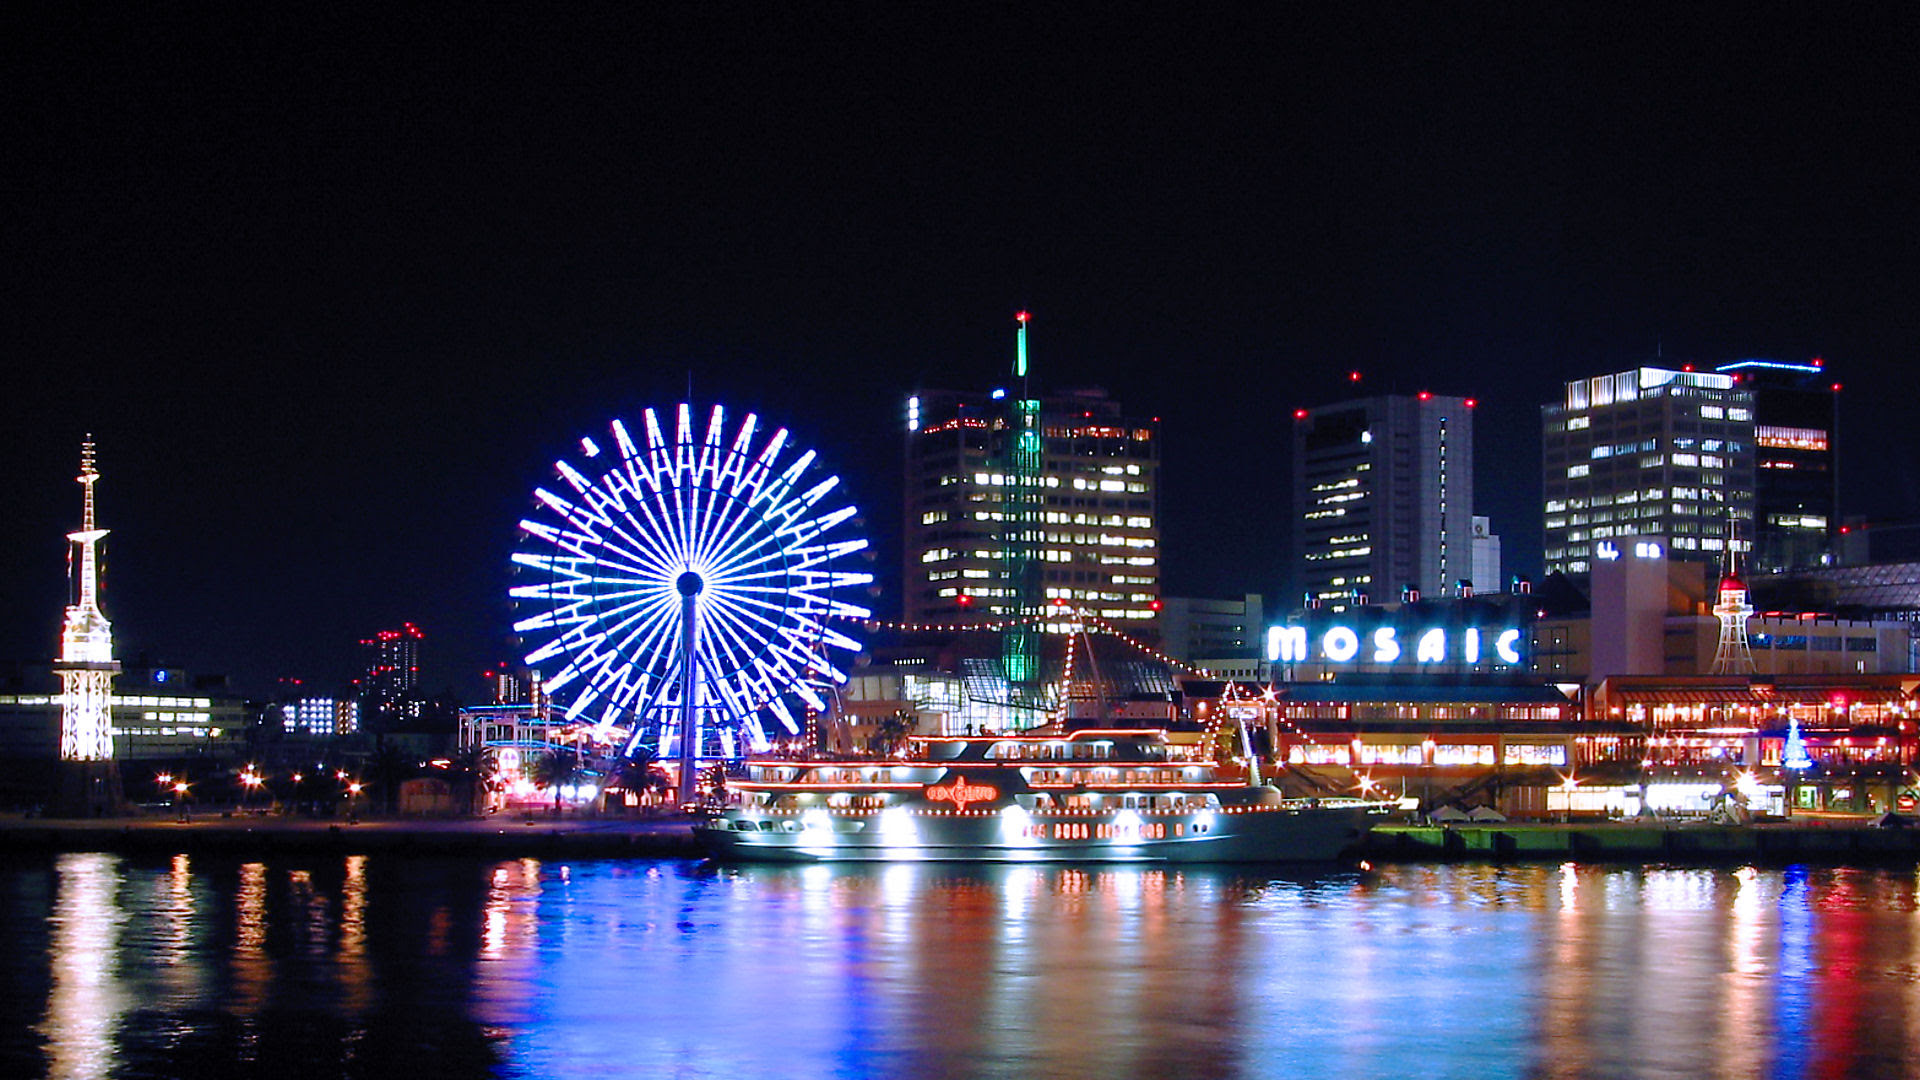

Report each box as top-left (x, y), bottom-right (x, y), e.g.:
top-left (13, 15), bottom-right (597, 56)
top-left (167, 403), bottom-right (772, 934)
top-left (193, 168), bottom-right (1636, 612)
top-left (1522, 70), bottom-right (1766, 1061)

top-left (1709, 522), bottom-right (1756, 675)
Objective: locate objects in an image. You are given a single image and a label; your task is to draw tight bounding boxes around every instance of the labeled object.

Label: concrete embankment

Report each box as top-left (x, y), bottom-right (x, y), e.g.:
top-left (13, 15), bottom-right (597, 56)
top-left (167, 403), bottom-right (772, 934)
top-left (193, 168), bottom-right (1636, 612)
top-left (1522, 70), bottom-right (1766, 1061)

top-left (8, 814), bottom-right (1915, 866)
top-left (0, 814), bottom-right (704, 858)
top-left (1363, 821), bottom-right (1920, 864)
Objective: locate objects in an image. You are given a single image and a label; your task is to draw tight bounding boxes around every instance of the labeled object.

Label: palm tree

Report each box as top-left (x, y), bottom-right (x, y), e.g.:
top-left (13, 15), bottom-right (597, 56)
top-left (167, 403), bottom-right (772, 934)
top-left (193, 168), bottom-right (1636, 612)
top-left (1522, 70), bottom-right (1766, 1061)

top-left (870, 709), bottom-right (916, 756)
top-left (445, 745), bottom-right (489, 816)
top-left (609, 750), bottom-right (675, 811)
top-left (530, 748), bottom-right (583, 814)
top-left (368, 738), bottom-right (416, 814)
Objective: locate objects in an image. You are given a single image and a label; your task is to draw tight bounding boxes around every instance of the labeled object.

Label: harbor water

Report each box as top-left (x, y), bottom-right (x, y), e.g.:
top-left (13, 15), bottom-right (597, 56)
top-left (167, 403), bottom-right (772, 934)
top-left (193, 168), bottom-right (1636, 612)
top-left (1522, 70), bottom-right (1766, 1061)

top-left (2, 851), bottom-right (1918, 1079)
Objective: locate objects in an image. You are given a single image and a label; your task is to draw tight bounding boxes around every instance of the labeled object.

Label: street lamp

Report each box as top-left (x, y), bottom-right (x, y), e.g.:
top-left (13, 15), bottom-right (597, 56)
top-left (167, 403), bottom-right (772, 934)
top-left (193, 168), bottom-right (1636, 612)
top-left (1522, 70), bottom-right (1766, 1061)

top-left (1421, 738), bottom-right (1437, 813)
top-left (173, 780), bottom-right (190, 822)
top-left (346, 781), bottom-right (363, 823)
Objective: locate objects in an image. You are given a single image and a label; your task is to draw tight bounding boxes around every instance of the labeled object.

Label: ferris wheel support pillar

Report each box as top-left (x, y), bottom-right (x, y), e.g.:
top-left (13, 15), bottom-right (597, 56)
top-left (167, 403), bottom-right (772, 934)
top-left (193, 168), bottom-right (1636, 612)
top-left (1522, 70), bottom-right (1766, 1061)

top-left (676, 571), bottom-right (703, 807)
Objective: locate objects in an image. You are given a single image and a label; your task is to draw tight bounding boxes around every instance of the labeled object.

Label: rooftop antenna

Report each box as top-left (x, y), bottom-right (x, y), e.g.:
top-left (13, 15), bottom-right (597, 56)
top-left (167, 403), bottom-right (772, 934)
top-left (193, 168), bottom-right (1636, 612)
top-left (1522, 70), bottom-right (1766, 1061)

top-left (1000, 311), bottom-right (1043, 718)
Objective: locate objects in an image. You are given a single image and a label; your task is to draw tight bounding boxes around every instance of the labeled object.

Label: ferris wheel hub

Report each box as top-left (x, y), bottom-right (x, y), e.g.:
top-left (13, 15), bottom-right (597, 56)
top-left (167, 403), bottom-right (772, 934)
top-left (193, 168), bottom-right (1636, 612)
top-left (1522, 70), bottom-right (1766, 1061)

top-left (676, 570), bottom-right (705, 597)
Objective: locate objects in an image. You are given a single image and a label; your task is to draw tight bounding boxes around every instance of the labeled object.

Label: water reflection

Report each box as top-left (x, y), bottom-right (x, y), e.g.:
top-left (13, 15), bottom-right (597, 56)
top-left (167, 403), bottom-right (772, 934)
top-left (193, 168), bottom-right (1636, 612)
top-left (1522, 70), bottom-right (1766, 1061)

top-left (38, 852), bottom-right (126, 1080)
top-left (5, 856), bottom-right (1920, 1078)
top-left (231, 860), bottom-right (268, 1014)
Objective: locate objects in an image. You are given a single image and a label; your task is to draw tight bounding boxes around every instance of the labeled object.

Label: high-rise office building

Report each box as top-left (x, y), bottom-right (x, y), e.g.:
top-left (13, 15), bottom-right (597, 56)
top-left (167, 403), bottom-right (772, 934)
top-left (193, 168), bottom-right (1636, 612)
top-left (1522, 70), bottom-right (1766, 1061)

top-left (1293, 393), bottom-right (1475, 612)
top-left (285, 696), bottom-right (356, 738)
top-left (358, 622), bottom-right (424, 729)
top-left (1469, 516), bottom-right (1502, 595)
top-left (1541, 366), bottom-right (1755, 578)
top-left (902, 386), bottom-right (1160, 629)
top-left (1158, 594), bottom-right (1265, 663)
top-left (1715, 359), bottom-right (1838, 572)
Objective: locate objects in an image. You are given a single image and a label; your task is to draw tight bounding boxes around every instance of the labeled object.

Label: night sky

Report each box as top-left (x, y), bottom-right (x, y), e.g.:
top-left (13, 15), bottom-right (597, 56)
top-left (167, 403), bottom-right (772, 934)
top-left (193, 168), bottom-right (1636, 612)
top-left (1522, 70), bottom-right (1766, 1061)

top-left (4, 7), bottom-right (1915, 698)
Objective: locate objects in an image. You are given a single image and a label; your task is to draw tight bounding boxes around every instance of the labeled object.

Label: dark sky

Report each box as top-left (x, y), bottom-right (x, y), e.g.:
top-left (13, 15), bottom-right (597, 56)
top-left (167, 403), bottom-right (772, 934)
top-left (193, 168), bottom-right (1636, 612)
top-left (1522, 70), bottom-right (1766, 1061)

top-left (3, 6), bottom-right (1915, 698)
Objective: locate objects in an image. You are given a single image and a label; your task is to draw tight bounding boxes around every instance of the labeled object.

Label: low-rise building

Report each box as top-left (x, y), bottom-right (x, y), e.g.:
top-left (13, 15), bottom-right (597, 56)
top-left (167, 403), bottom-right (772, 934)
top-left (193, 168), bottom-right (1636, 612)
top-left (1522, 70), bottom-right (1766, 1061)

top-left (0, 663), bottom-right (248, 762)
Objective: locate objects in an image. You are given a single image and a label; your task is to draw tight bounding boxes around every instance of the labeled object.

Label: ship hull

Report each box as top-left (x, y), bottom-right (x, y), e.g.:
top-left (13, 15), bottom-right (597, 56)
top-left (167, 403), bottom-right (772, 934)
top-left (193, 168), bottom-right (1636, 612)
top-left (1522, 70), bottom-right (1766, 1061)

top-left (697, 803), bottom-right (1380, 864)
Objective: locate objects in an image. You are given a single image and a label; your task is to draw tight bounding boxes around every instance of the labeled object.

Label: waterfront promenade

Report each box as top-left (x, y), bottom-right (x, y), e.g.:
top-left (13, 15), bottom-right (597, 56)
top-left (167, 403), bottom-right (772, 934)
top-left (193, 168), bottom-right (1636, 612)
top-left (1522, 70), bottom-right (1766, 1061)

top-left (5, 810), bottom-right (1918, 864)
top-left (1368, 813), bottom-right (1920, 863)
top-left (0, 810), bottom-right (703, 858)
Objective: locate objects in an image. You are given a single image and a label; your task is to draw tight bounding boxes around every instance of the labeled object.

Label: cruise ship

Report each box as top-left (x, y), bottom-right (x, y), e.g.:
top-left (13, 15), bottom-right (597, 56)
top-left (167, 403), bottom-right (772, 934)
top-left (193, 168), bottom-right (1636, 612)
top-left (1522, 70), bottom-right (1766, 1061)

top-left (695, 728), bottom-right (1389, 862)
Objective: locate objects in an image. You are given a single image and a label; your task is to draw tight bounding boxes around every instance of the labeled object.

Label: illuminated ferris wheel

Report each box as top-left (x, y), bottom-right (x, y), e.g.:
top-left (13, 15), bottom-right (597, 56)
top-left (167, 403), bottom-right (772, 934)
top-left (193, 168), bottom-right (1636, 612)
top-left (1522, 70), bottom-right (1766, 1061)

top-left (510, 404), bottom-right (873, 777)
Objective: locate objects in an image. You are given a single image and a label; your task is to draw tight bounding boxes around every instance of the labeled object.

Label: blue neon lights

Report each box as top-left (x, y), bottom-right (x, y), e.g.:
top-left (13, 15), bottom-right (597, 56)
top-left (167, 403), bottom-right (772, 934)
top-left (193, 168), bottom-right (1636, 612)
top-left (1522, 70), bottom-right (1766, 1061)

top-left (511, 404), bottom-right (873, 756)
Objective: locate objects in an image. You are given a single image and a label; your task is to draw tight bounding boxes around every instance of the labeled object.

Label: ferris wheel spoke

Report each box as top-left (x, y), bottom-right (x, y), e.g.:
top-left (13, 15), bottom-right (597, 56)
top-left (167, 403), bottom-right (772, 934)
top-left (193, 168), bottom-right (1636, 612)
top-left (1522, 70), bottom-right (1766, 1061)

top-left (696, 598), bottom-right (785, 679)
top-left (776, 503), bottom-right (857, 550)
top-left (781, 537), bottom-right (871, 571)
top-left (600, 594), bottom-right (683, 676)
top-left (700, 591), bottom-right (799, 648)
top-left (683, 484), bottom-right (747, 574)
top-left (690, 493), bottom-right (768, 578)
top-left (743, 427), bottom-right (789, 498)
top-left (518, 510), bottom-right (664, 582)
top-left (621, 479), bottom-right (694, 572)
top-left (700, 538), bottom-right (790, 588)
top-left (715, 412), bottom-right (757, 495)
top-left (753, 447), bottom-right (816, 512)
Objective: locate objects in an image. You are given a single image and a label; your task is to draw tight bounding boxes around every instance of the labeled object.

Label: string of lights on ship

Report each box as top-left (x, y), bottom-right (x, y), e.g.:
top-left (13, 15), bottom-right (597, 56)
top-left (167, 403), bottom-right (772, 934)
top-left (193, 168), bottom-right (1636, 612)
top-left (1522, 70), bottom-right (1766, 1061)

top-left (842, 607), bottom-right (1330, 748)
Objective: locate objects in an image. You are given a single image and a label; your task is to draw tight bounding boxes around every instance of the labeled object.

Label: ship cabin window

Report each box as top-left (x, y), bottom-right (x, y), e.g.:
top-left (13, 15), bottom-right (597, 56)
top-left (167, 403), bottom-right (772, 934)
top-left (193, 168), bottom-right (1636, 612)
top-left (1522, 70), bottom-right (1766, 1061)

top-left (986, 742), bottom-right (1029, 760)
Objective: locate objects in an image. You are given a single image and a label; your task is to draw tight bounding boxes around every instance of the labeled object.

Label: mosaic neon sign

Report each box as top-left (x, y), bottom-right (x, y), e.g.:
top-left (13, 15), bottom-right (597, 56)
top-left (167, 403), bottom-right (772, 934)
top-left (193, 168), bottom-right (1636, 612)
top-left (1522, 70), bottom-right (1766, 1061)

top-left (1266, 624), bottom-right (1525, 667)
top-left (925, 778), bottom-right (998, 810)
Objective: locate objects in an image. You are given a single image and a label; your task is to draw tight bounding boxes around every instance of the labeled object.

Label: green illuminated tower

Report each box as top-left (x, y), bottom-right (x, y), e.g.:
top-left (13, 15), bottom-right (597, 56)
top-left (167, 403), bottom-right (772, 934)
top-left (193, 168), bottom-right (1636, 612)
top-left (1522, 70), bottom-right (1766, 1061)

top-left (1000, 312), bottom-right (1044, 716)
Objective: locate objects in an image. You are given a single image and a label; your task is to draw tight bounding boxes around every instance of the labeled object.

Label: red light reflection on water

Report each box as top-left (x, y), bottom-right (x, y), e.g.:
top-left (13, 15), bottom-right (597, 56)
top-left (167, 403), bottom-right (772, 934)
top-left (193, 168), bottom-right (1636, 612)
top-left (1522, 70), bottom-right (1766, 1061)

top-left (15, 857), bottom-right (1920, 1078)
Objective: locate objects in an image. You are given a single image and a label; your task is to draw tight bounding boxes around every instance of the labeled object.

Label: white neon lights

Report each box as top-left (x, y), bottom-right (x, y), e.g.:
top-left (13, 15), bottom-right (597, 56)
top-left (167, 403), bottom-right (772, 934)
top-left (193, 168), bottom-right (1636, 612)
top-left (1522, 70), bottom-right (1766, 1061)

top-left (1322, 626), bottom-right (1360, 663)
top-left (511, 404), bottom-right (873, 756)
top-left (1265, 622), bottom-right (1524, 667)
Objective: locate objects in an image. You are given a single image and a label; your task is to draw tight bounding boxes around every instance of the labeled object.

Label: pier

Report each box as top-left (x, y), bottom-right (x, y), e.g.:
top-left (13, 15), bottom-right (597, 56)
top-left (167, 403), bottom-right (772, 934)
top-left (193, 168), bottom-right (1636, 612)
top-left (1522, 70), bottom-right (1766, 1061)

top-left (1364, 816), bottom-right (1920, 864)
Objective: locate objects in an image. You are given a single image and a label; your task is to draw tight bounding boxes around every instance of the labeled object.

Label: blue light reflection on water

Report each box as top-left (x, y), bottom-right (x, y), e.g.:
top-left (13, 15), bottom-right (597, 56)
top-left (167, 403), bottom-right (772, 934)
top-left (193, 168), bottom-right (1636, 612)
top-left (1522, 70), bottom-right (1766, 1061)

top-left (3, 852), bottom-right (1920, 1079)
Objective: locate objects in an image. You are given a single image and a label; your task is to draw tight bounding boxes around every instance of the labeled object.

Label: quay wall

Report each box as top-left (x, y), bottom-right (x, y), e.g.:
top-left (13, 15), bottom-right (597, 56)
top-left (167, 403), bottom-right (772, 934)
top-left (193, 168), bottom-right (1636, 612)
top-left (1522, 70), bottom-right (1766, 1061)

top-left (6, 815), bottom-right (1918, 865)
top-left (0, 815), bottom-right (704, 859)
top-left (1364, 822), bottom-right (1920, 864)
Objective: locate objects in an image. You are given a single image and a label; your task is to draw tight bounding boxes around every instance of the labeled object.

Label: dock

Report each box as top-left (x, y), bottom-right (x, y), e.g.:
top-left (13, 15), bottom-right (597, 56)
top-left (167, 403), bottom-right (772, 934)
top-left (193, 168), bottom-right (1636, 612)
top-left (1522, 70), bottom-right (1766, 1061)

top-left (0, 813), bottom-right (704, 859)
top-left (1364, 817), bottom-right (1920, 864)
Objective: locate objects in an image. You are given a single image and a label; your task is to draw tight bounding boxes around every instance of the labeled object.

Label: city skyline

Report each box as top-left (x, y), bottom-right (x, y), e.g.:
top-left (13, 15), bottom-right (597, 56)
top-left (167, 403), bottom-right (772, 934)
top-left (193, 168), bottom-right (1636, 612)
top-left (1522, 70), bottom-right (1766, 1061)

top-left (4, 8), bottom-right (1915, 695)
